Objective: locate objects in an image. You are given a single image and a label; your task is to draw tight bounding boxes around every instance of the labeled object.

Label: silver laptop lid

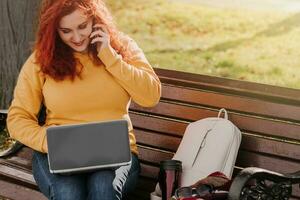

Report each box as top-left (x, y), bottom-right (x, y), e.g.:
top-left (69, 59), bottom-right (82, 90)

top-left (47, 119), bottom-right (131, 174)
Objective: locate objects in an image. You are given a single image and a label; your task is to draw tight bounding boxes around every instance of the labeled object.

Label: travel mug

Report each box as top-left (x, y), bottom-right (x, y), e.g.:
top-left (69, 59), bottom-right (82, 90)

top-left (158, 159), bottom-right (182, 200)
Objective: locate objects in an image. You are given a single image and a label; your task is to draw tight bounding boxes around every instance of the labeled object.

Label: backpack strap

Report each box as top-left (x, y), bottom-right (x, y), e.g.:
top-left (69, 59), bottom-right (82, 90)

top-left (218, 108), bottom-right (228, 119)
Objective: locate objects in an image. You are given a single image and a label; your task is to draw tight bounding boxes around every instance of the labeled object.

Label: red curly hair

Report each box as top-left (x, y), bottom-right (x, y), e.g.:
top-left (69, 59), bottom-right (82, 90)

top-left (35, 0), bottom-right (131, 81)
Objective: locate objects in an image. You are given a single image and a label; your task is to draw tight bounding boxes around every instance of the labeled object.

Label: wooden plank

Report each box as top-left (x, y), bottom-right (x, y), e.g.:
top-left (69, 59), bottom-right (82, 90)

top-left (158, 84), bottom-right (300, 121)
top-left (0, 164), bottom-right (34, 184)
top-left (137, 146), bottom-right (174, 166)
top-left (5, 156), bottom-right (32, 170)
top-left (292, 184), bottom-right (300, 200)
top-left (0, 196), bottom-right (12, 200)
top-left (130, 105), bottom-right (300, 141)
top-left (12, 147), bottom-right (33, 164)
top-left (226, 115), bottom-right (300, 141)
top-left (135, 129), bottom-right (181, 152)
top-left (240, 134), bottom-right (300, 161)
top-left (155, 68), bottom-right (300, 105)
top-left (236, 151), bottom-right (300, 174)
top-left (135, 129), bottom-right (300, 161)
top-left (130, 113), bottom-right (188, 137)
top-left (0, 180), bottom-right (45, 200)
top-left (0, 163), bottom-right (36, 190)
top-left (140, 163), bottom-right (159, 179)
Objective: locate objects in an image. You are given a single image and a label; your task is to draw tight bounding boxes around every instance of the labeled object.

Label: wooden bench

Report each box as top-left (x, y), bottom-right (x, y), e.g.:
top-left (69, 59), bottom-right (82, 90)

top-left (0, 68), bottom-right (299, 200)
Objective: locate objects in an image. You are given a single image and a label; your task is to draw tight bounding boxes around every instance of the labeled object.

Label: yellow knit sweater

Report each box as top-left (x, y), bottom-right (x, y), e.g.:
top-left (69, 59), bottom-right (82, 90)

top-left (7, 36), bottom-right (161, 154)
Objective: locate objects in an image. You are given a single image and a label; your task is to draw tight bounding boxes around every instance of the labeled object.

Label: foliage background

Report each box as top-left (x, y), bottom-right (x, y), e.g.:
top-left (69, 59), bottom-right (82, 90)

top-left (107, 0), bottom-right (300, 89)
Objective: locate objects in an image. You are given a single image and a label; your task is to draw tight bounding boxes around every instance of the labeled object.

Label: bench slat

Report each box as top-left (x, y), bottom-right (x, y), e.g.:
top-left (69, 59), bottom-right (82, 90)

top-left (130, 105), bottom-right (300, 141)
top-left (159, 84), bottom-right (300, 121)
top-left (139, 163), bottom-right (159, 180)
top-left (237, 150), bottom-right (300, 174)
top-left (130, 113), bottom-right (187, 136)
top-left (137, 146), bottom-right (174, 166)
top-left (0, 159), bottom-right (36, 190)
top-left (240, 134), bottom-right (300, 161)
top-left (135, 128), bottom-right (300, 161)
top-left (135, 129), bottom-right (181, 152)
top-left (156, 68), bottom-right (300, 104)
top-left (0, 180), bottom-right (46, 200)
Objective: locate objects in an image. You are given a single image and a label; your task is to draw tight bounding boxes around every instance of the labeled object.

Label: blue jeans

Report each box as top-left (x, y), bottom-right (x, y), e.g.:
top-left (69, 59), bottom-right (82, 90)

top-left (32, 151), bottom-right (140, 200)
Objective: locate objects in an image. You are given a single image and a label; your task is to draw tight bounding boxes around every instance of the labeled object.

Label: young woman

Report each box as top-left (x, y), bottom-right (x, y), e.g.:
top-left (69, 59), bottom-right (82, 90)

top-left (7, 0), bottom-right (161, 199)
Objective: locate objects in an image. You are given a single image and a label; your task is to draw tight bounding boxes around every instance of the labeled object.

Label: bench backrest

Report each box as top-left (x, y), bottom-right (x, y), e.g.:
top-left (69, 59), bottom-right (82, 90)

top-left (129, 68), bottom-right (300, 199)
top-left (1, 68), bottom-right (299, 200)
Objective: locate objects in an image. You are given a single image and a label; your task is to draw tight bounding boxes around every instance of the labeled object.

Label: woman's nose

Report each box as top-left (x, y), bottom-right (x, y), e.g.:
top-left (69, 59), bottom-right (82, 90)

top-left (72, 31), bottom-right (81, 43)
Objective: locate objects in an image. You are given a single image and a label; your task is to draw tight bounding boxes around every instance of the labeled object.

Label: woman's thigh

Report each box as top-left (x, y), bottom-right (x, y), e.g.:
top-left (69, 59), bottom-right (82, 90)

top-left (32, 151), bottom-right (87, 200)
top-left (87, 169), bottom-right (116, 200)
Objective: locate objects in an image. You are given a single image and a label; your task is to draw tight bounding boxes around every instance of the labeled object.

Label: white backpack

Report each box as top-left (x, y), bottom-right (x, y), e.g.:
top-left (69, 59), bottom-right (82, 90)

top-left (151, 108), bottom-right (242, 199)
top-left (173, 108), bottom-right (242, 186)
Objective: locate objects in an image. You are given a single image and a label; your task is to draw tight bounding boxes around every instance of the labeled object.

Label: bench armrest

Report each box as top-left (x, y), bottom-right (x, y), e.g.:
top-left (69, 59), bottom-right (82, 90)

top-left (228, 167), bottom-right (300, 200)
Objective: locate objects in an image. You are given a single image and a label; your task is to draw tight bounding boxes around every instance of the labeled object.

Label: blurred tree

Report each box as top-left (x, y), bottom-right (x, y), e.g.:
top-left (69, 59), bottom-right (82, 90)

top-left (0, 0), bottom-right (42, 109)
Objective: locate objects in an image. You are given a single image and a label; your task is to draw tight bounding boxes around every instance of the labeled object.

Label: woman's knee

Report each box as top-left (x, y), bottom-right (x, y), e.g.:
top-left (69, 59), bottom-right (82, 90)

top-left (32, 151), bottom-right (86, 200)
top-left (87, 170), bottom-right (116, 200)
top-left (88, 170), bottom-right (115, 188)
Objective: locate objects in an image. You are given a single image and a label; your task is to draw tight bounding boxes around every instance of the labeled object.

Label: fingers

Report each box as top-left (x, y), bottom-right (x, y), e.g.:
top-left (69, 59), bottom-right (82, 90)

top-left (90, 24), bottom-right (110, 51)
top-left (90, 24), bottom-right (109, 38)
top-left (93, 24), bottom-right (109, 34)
top-left (90, 37), bottom-right (107, 44)
top-left (90, 30), bottom-right (106, 39)
top-left (89, 24), bottom-right (109, 41)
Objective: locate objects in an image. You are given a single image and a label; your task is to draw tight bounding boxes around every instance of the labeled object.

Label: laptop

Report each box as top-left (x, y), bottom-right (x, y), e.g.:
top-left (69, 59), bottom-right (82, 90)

top-left (46, 119), bottom-right (131, 174)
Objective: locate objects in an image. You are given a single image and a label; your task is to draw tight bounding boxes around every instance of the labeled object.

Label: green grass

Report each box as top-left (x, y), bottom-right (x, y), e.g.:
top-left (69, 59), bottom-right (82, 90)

top-left (106, 0), bottom-right (300, 89)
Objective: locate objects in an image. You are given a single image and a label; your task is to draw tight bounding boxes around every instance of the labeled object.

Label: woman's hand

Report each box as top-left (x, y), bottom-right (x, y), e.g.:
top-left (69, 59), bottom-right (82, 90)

top-left (90, 24), bottom-right (110, 53)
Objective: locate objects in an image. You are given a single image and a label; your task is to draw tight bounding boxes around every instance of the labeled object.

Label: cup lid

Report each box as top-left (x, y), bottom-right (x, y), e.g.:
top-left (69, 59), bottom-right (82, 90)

top-left (160, 159), bottom-right (182, 170)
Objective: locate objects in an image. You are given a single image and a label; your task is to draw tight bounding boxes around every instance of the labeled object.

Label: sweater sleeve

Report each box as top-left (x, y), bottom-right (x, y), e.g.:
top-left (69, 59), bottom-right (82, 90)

top-left (98, 35), bottom-right (161, 107)
top-left (7, 53), bottom-right (48, 153)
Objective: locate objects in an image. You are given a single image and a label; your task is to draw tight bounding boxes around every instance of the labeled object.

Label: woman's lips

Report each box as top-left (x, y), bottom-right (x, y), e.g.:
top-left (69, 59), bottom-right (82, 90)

top-left (72, 40), bottom-right (85, 46)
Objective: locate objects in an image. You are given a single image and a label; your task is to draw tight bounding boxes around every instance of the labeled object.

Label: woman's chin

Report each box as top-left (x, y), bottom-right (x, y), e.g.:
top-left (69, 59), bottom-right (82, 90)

top-left (70, 42), bottom-right (89, 53)
top-left (72, 46), bottom-right (88, 53)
